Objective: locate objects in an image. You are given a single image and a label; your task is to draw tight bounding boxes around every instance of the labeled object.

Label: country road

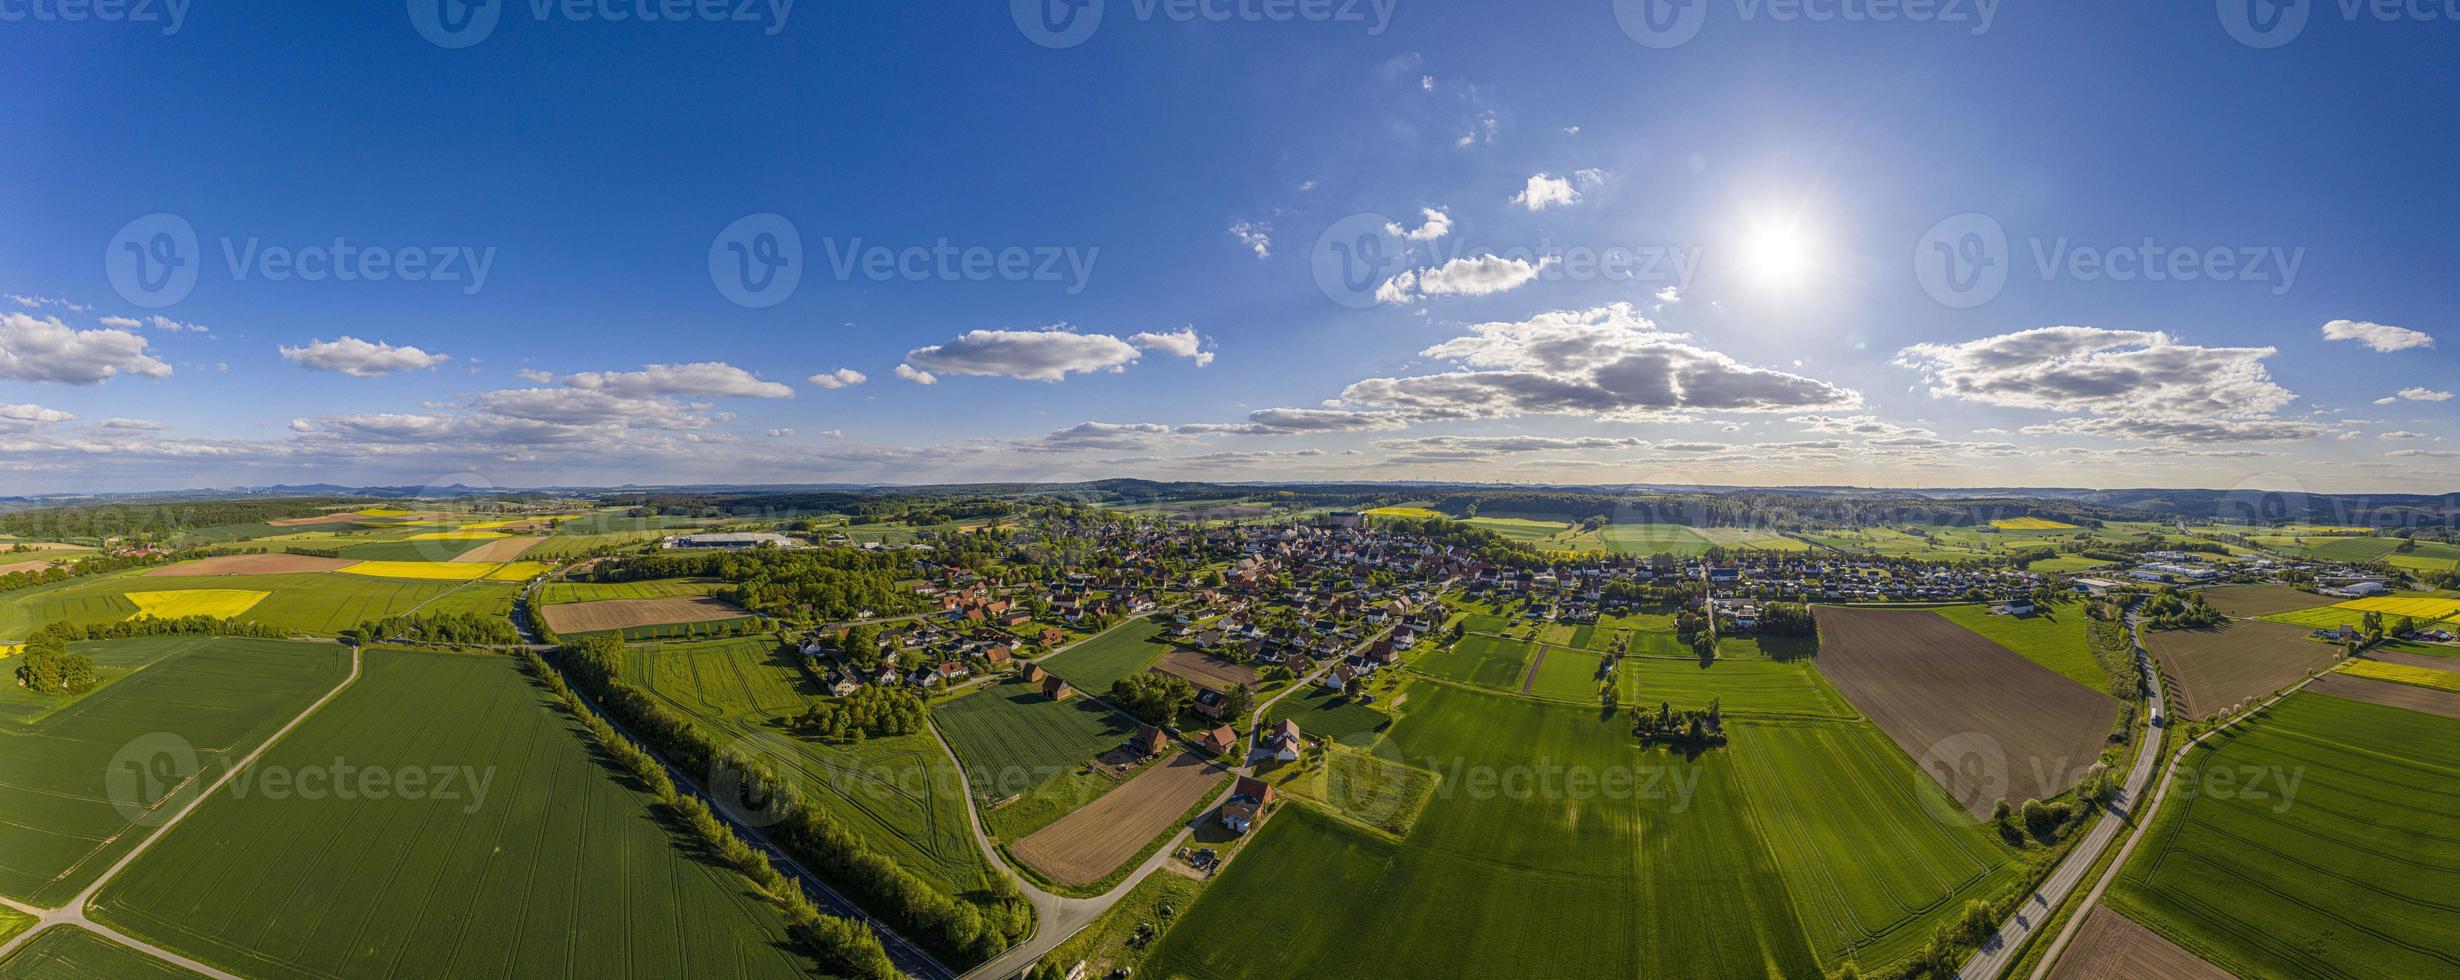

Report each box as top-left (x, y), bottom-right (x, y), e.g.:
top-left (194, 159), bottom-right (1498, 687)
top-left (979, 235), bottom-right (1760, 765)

top-left (1955, 613), bottom-right (2165, 980)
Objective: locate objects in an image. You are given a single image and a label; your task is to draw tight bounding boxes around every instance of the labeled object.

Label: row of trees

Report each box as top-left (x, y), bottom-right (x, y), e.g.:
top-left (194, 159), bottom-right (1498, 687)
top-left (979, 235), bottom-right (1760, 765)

top-left (13, 614), bottom-right (307, 694)
top-left (554, 637), bottom-right (1032, 963)
top-left (1631, 699), bottom-right (1726, 747)
top-left (514, 649), bottom-right (899, 979)
top-left (585, 548), bottom-right (923, 623)
top-left (343, 612), bottom-right (522, 647)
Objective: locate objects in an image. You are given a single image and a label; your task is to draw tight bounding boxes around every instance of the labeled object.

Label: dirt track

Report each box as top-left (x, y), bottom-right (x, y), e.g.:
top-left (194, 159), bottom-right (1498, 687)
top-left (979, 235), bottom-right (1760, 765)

top-left (141, 554), bottom-right (357, 576)
top-left (1815, 607), bottom-right (2118, 816)
top-left (2305, 672), bottom-right (2460, 719)
top-left (540, 596), bottom-right (749, 634)
top-left (2045, 907), bottom-right (2231, 980)
top-left (2146, 620), bottom-right (2338, 719)
top-left (1010, 752), bottom-right (1228, 886)
top-left (449, 536), bottom-right (545, 562)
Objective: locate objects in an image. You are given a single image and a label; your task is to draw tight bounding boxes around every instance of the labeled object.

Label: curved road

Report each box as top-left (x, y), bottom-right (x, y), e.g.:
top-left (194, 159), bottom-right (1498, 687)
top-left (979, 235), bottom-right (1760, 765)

top-left (1955, 614), bottom-right (2165, 980)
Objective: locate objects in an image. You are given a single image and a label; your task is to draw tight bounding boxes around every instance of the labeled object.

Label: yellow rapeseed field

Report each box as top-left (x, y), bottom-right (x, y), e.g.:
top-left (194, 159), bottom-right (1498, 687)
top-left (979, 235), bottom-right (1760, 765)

top-left (126, 590), bottom-right (271, 619)
top-left (2332, 596), bottom-right (2460, 620)
top-left (337, 561), bottom-right (500, 581)
top-left (2339, 658), bottom-right (2460, 693)
top-left (1990, 517), bottom-right (2078, 530)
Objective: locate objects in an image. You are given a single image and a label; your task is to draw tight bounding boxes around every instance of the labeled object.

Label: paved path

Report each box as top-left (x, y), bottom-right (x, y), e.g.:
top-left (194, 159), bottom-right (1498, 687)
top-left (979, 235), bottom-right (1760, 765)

top-left (0, 644), bottom-right (365, 977)
top-left (1956, 615), bottom-right (2164, 980)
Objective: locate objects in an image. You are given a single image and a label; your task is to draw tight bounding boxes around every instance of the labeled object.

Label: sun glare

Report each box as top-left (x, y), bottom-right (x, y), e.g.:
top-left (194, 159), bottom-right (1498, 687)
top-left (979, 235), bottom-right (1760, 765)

top-left (1740, 214), bottom-right (1819, 290)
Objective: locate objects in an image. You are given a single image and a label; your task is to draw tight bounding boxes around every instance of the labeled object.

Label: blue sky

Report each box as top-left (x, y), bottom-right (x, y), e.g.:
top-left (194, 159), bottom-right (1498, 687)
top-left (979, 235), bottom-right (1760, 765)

top-left (0, 1), bottom-right (2452, 494)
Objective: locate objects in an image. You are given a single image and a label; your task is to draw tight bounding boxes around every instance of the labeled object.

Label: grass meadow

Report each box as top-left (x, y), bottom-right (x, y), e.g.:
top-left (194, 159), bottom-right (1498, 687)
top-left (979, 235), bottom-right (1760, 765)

top-left (931, 678), bottom-right (1138, 834)
top-left (0, 927), bottom-right (202, 979)
top-left (2108, 693), bottom-right (2460, 979)
top-left (1931, 602), bottom-right (2106, 689)
top-left (1035, 617), bottom-right (1170, 693)
top-left (0, 570), bottom-right (518, 640)
top-left (89, 649), bottom-right (815, 980)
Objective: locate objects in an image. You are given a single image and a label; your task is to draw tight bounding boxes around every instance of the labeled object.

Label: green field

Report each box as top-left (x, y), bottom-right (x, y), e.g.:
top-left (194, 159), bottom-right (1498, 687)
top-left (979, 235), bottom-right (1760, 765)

top-left (2246, 534), bottom-right (2403, 564)
top-left (1622, 656), bottom-right (1857, 719)
top-left (522, 530), bottom-right (672, 558)
top-left (1145, 680), bottom-right (1828, 978)
top-left (0, 571), bottom-right (496, 640)
top-left (1732, 720), bottom-right (2028, 967)
top-left (1527, 645), bottom-right (1611, 700)
top-left (1036, 617), bottom-right (1170, 692)
top-left (1931, 602), bottom-right (2105, 689)
top-left (0, 637), bottom-right (352, 906)
top-left (932, 678), bottom-right (1138, 821)
top-left (2027, 555), bottom-right (2113, 573)
top-left (619, 637), bottom-right (998, 895)
top-left (1263, 684), bottom-right (1393, 742)
top-left (1411, 633), bottom-right (1531, 691)
top-left (2107, 692), bottom-right (2460, 979)
top-left (88, 649), bottom-right (813, 979)
top-left (538, 577), bottom-right (725, 605)
top-left (0, 928), bottom-right (203, 979)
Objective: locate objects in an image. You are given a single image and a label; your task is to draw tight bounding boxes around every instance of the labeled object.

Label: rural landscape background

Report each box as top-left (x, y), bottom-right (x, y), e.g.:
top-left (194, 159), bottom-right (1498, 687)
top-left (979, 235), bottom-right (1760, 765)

top-left (4, 3), bottom-right (2456, 980)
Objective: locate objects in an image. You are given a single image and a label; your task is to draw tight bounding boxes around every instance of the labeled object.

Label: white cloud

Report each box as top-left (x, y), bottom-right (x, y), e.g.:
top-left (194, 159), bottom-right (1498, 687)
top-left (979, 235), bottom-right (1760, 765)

top-left (279, 336), bottom-right (450, 378)
top-left (2380, 431), bottom-right (2430, 441)
top-left (1339, 303), bottom-right (1860, 422)
top-left (1510, 173), bottom-right (1581, 211)
top-left (2392, 387), bottom-right (2453, 402)
top-left (903, 328), bottom-right (1143, 382)
top-left (559, 362), bottom-right (792, 399)
top-left (809, 368), bottom-right (868, 389)
top-left (1654, 286), bottom-right (1681, 304)
top-left (147, 315), bottom-right (209, 334)
top-left (1896, 327), bottom-right (2300, 440)
top-left (1182, 408), bottom-right (1413, 436)
top-left (289, 418), bottom-right (316, 433)
top-left (894, 363), bottom-right (938, 385)
top-left (2322, 319), bottom-right (2434, 352)
top-left (0, 403), bottom-right (75, 429)
top-left (1378, 255), bottom-right (1553, 304)
top-left (1128, 328), bottom-right (1216, 367)
top-left (516, 368), bottom-right (556, 383)
top-left (821, 429), bottom-right (846, 439)
top-left (1229, 221), bottom-right (1272, 258)
top-left (96, 417), bottom-right (169, 431)
top-left (767, 428), bottom-right (795, 438)
top-left (0, 312), bottom-right (173, 384)
top-left (99, 316), bottom-right (142, 329)
top-left (1383, 208), bottom-right (1452, 242)
top-left (1030, 421), bottom-right (1178, 453)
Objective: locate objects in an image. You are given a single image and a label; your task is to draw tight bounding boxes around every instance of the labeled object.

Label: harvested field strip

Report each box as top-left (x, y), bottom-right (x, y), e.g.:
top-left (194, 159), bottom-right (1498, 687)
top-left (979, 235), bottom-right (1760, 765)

top-left (2337, 658), bottom-right (2460, 693)
top-left (124, 589), bottom-right (269, 620)
top-left (2195, 584), bottom-right (2334, 618)
top-left (538, 596), bottom-right (749, 635)
top-left (2304, 672), bottom-right (2460, 719)
top-left (2109, 693), bottom-right (2460, 979)
top-left (1813, 606), bottom-right (2118, 815)
top-left (1150, 649), bottom-right (1260, 692)
top-left (2359, 647), bottom-right (2460, 672)
top-left (1622, 656), bottom-right (1857, 718)
top-left (1733, 719), bottom-right (2023, 968)
top-left (335, 560), bottom-right (503, 581)
top-left (2145, 619), bottom-right (2339, 719)
top-left (140, 555), bottom-right (354, 576)
top-left (1518, 642), bottom-right (1547, 693)
top-left (0, 637), bottom-right (351, 906)
top-left (1009, 752), bottom-right (1227, 886)
top-left (2044, 907), bottom-right (2231, 980)
top-left (447, 536), bottom-right (545, 562)
top-left (87, 650), bottom-right (812, 979)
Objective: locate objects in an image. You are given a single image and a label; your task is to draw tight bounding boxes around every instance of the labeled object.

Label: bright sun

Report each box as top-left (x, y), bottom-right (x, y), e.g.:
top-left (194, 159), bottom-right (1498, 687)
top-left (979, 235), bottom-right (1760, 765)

top-left (1740, 214), bottom-right (1819, 291)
